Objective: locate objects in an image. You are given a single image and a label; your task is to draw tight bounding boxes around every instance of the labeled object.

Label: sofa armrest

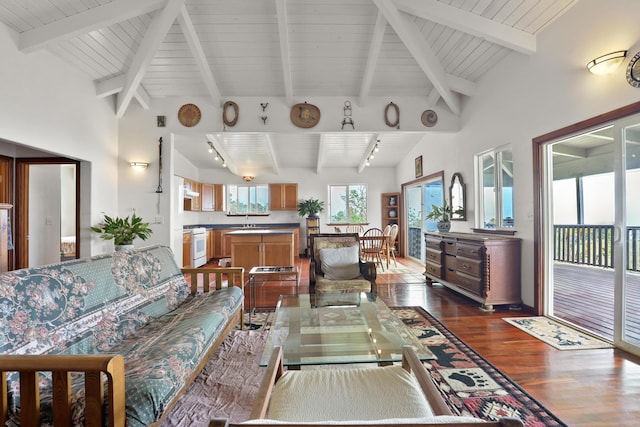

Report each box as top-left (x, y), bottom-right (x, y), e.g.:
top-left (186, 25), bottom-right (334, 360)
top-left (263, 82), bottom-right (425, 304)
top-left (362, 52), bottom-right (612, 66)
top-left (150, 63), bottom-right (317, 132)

top-left (0, 354), bottom-right (125, 427)
top-left (181, 267), bottom-right (245, 294)
top-left (360, 260), bottom-right (377, 293)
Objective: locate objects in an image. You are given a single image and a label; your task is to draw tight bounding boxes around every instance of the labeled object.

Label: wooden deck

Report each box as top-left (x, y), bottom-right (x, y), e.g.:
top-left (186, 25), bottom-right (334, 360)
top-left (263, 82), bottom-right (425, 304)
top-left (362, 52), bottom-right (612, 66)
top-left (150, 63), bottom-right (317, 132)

top-left (552, 262), bottom-right (640, 344)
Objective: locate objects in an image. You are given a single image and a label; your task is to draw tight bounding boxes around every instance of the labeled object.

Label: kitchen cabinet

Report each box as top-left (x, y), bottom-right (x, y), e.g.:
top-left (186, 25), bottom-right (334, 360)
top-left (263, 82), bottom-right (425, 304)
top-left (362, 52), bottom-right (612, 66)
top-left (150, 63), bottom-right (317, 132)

top-left (184, 179), bottom-right (202, 211)
top-left (201, 183), bottom-right (224, 212)
top-left (229, 230), bottom-right (295, 273)
top-left (424, 232), bottom-right (521, 311)
top-left (207, 229), bottom-right (214, 261)
top-left (269, 183), bottom-right (298, 210)
top-left (182, 232), bottom-right (192, 268)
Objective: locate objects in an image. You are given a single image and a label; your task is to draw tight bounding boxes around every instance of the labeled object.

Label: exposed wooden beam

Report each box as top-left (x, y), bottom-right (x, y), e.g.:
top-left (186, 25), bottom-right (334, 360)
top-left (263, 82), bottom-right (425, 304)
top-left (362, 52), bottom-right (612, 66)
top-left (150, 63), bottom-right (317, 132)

top-left (359, 10), bottom-right (386, 107)
top-left (358, 134), bottom-right (379, 174)
top-left (264, 135), bottom-right (280, 175)
top-left (133, 84), bottom-right (151, 110)
top-left (552, 145), bottom-right (587, 159)
top-left (116, 0), bottom-right (185, 118)
top-left (177, 5), bottom-right (220, 102)
top-left (276, 0), bottom-right (293, 106)
top-left (95, 73), bottom-right (151, 109)
top-left (373, 0), bottom-right (460, 115)
top-left (393, 0), bottom-right (536, 55)
top-left (19, 0), bottom-right (165, 53)
top-left (316, 134), bottom-right (326, 174)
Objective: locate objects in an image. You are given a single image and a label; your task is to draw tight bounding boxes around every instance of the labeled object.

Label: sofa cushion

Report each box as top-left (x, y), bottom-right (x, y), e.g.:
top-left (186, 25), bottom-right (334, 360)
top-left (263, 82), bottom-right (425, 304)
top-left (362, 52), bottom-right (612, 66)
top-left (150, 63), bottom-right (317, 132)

top-left (319, 245), bottom-right (360, 280)
top-left (315, 276), bottom-right (371, 294)
top-left (267, 365), bottom-right (435, 422)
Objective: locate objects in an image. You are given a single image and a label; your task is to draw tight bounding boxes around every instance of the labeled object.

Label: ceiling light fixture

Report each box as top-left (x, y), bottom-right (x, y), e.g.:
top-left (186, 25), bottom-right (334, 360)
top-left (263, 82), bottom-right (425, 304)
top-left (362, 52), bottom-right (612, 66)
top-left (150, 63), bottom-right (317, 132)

top-left (206, 141), bottom-right (225, 165)
top-left (587, 50), bottom-right (627, 75)
top-left (364, 140), bottom-right (380, 167)
top-left (243, 175), bottom-right (254, 182)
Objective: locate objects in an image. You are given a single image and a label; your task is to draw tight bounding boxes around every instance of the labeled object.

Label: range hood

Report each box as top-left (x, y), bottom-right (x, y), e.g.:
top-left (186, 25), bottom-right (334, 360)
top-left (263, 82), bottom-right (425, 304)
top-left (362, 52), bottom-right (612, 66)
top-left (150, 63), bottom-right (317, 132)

top-left (184, 189), bottom-right (200, 199)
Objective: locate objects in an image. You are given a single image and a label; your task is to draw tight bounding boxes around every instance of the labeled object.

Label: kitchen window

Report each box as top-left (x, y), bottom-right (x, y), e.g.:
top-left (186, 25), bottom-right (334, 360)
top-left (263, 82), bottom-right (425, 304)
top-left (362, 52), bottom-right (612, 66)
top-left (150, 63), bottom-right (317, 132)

top-left (475, 145), bottom-right (514, 230)
top-left (227, 184), bottom-right (269, 214)
top-left (329, 184), bottom-right (367, 224)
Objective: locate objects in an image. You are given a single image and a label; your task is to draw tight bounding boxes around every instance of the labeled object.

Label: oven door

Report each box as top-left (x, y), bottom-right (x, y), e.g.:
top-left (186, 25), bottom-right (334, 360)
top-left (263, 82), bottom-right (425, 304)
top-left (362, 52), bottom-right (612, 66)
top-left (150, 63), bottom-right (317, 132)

top-left (192, 233), bottom-right (207, 267)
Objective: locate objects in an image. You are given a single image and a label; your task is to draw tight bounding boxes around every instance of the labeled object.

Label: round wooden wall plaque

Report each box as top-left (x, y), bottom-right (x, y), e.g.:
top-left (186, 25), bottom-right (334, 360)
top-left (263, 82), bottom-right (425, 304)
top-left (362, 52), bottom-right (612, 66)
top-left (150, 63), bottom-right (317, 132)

top-left (178, 103), bottom-right (201, 127)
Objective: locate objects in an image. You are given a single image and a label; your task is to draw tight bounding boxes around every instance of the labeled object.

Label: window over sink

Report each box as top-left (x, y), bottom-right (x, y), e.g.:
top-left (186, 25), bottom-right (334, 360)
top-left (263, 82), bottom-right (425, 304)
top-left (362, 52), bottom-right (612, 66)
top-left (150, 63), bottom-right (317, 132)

top-left (227, 184), bottom-right (269, 214)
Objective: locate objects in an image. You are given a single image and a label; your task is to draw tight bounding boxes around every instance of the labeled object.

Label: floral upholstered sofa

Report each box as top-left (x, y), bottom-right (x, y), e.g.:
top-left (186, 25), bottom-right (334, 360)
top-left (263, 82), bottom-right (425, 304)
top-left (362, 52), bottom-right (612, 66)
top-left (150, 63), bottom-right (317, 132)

top-left (309, 233), bottom-right (376, 294)
top-left (0, 245), bottom-right (244, 427)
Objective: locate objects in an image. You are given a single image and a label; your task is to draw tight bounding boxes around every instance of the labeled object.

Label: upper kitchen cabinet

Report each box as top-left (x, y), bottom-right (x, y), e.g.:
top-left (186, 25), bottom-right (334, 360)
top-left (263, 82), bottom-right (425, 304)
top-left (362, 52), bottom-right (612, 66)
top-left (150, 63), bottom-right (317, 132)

top-left (183, 179), bottom-right (202, 211)
top-left (269, 183), bottom-right (298, 211)
top-left (201, 183), bottom-right (224, 212)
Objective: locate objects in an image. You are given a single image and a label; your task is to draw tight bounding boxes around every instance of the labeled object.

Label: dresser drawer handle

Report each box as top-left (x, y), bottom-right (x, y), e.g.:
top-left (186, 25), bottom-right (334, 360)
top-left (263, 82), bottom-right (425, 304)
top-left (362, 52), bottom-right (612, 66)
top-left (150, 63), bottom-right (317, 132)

top-left (462, 263), bottom-right (471, 270)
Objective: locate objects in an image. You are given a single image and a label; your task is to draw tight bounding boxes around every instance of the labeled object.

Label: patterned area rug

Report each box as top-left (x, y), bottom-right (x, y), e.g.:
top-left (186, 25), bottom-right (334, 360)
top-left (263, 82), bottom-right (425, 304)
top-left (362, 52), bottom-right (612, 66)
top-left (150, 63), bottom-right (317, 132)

top-left (503, 316), bottom-right (614, 350)
top-left (164, 307), bottom-right (567, 427)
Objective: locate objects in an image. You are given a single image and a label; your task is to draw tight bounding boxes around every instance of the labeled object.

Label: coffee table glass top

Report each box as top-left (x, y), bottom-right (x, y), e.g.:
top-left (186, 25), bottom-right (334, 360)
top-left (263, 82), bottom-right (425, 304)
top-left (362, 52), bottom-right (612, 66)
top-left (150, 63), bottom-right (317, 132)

top-left (260, 293), bottom-right (436, 367)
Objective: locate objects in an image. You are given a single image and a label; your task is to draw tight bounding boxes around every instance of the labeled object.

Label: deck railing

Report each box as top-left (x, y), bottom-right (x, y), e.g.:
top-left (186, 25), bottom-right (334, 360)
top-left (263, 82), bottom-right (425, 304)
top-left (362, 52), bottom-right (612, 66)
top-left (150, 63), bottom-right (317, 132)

top-left (554, 225), bottom-right (640, 272)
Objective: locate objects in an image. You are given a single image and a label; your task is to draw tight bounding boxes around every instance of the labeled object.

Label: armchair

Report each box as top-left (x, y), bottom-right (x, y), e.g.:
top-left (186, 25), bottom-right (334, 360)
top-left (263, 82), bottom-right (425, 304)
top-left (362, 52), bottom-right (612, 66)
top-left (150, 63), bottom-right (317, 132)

top-left (309, 233), bottom-right (377, 294)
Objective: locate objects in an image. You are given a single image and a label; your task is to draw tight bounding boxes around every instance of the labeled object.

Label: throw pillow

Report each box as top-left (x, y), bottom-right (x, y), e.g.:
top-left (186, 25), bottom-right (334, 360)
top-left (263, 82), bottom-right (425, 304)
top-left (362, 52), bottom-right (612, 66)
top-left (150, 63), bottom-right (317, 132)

top-left (319, 245), bottom-right (360, 280)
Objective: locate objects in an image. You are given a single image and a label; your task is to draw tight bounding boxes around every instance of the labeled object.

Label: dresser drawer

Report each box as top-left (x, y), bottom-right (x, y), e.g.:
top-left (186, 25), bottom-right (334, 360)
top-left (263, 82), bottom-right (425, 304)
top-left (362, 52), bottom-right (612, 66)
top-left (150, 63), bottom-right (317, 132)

top-left (457, 243), bottom-right (483, 259)
top-left (456, 257), bottom-right (482, 277)
top-left (426, 248), bottom-right (442, 264)
top-left (425, 262), bottom-right (443, 279)
top-left (443, 238), bottom-right (457, 255)
top-left (456, 272), bottom-right (483, 296)
top-left (425, 236), bottom-right (442, 250)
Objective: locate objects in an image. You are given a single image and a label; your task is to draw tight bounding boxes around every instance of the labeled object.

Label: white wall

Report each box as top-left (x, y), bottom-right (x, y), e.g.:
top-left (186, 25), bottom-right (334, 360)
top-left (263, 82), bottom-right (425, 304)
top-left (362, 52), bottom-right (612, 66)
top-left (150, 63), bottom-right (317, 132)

top-left (394, 0), bottom-right (640, 307)
top-left (0, 23), bottom-right (118, 257)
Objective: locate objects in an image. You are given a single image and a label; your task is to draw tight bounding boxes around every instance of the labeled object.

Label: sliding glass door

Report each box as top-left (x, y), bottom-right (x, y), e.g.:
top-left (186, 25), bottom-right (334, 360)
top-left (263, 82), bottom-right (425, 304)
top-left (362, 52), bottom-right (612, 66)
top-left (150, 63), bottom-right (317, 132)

top-left (402, 171), bottom-right (443, 262)
top-left (542, 113), bottom-right (640, 355)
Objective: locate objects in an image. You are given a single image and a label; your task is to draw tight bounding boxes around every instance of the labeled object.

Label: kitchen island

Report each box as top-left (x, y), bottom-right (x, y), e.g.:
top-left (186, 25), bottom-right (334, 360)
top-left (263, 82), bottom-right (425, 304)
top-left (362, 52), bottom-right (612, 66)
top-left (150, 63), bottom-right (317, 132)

top-left (227, 229), bottom-right (295, 273)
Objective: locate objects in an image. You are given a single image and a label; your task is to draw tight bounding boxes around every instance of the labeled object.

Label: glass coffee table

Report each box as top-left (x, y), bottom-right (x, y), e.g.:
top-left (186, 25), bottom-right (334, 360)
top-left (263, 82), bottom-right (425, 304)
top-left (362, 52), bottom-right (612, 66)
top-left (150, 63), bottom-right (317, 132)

top-left (260, 293), bottom-right (436, 367)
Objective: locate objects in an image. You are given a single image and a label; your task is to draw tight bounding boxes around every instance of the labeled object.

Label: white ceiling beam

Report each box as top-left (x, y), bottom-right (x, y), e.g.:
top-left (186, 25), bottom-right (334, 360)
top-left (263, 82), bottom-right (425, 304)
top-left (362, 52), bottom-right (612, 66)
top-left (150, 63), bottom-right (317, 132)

top-left (426, 89), bottom-right (440, 108)
top-left (447, 74), bottom-right (476, 97)
top-left (116, 0), bottom-right (185, 118)
top-left (264, 135), bottom-right (280, 175)
top-left (393, 0), bottom-right (536, 55)
top-left (316, 134), bottom-right (326, 174)
top-left (359, 10), bottom-right (386, 107)
top-left (177, 5), bottom-right (220, 102)
top-left (206, 135), bottom-right (239, 176)
top-left (95, 73), bottom-right (151, 108)
top-left (19, 0), bottom-right (165, 53)
top-left (276, 0), bottom-right (293, 106)
top-left (358, 134), bottom-right (379, 173)
top-left (373, 0), bottom-right (460, 115)
top-left (553, 146), bottom-right (587, 159)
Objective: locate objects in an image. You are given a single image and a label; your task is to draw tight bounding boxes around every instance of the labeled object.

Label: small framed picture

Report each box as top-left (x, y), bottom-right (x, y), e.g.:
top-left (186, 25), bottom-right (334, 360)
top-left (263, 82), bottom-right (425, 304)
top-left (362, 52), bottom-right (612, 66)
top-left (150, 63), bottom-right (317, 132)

top-left (415, 155), bottom-right (423, 178)
top-left (157, 115), bottom-right (166, 127)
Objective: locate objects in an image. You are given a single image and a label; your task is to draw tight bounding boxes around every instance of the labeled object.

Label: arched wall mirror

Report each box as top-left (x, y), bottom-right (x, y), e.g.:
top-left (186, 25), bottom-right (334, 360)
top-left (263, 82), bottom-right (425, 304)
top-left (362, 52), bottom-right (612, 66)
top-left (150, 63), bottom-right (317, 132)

top-left (449, 172), bottom-right (466, 221)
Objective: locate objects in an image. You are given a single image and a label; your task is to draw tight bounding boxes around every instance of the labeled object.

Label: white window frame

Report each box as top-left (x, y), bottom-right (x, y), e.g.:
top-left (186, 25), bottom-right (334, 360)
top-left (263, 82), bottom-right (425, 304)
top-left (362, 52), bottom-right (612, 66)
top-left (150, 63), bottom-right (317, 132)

top-left (474, 144), bottom-right (515, 230)
top-left (328, 184), bottom-right (368, 224)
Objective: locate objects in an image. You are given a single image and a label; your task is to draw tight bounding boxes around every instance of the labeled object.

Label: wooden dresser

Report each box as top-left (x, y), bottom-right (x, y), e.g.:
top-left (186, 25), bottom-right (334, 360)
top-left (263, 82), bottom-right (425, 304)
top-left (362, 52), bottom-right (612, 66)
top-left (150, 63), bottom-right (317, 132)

top-left (424, 232), bottom-right (521, 311)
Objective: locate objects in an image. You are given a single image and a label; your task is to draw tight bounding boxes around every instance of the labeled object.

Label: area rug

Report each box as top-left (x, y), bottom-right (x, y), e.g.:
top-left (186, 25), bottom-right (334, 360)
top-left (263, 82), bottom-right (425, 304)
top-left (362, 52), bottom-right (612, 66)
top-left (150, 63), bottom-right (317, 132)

top-left (503, 316), bottom-right (614, 350)
top-left (162, 307), bottom-right (567, 427)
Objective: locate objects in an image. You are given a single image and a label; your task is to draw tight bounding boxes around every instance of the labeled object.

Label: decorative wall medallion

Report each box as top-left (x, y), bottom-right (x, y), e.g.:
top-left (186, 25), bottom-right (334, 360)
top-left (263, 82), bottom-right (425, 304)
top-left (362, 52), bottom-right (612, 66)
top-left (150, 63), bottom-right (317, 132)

top-left (384, 102), bottom-right (400, 128)
top-left (222, 101), bottom-right (239, 127)
top-left (421, 109), bottom-right (438, 127)
top-left (626, 51), bottom-right (640, 88)
top-left (290, 102), bottom-right (320, 128)
top-left (177, 103), bottom-right (201, 127)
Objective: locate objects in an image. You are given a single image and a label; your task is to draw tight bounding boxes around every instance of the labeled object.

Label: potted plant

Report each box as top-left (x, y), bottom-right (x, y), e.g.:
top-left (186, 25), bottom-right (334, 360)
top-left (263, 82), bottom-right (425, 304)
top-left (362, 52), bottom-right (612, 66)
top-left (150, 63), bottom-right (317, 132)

top-left (91, 212), bottom-right (153, 250)
top-left (425, 200), bottom-right (461, 232)
top-left (297, 198), bottom-right (325, 218)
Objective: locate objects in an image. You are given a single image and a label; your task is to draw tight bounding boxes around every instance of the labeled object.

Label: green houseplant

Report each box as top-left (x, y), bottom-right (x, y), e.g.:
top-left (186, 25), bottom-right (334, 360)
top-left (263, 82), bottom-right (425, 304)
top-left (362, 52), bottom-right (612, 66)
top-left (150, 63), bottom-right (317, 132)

top-left (297, 198), bottom-right (325, 218)
top-left (91, 212), bottom-right (153, 249)
top-left (425, 200), bottom-right (461, 232)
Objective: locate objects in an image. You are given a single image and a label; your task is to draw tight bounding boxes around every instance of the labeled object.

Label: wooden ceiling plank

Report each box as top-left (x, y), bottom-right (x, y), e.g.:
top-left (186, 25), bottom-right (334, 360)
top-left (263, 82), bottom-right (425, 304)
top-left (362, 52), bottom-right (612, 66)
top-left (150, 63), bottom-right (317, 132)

top-left (374, 0), bottom-right (460, 115)
top-left (275, 0), bottom-right (293, 105)
top-left (359, 10), bottom-right (386, 107)
top-left (116, 0), bottom-right (185, 118)
top-left (19, 0), bottom-right (165, 53)
top-left (264, 135), bottom-right (280, 175)
top-left (176, 4), bottom-right (220, 101)
top-left (393, 0), bottom-right (536, 55)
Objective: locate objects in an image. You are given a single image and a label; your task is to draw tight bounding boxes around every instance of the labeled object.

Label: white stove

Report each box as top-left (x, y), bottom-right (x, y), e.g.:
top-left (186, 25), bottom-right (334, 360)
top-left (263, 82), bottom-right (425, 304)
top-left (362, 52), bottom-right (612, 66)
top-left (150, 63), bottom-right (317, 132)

top-left (191, 227), bottom-right (207, 267)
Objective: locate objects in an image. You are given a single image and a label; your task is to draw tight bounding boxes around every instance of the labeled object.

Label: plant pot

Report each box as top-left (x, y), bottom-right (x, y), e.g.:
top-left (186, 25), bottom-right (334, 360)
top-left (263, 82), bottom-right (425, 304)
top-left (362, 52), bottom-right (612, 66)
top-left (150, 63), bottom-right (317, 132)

top-left (115, 244), bottom-right (135, 251)
top-left (437, 221), bottom-right (451, 233)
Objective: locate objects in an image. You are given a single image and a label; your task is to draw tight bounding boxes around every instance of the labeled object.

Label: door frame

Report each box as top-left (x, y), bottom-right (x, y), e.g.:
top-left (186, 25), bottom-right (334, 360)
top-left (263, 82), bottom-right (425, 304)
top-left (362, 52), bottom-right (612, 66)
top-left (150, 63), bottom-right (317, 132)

top-left (15, 157), bottom-right (80, 269)
top-left (533, 101), bottom-right (640, 315)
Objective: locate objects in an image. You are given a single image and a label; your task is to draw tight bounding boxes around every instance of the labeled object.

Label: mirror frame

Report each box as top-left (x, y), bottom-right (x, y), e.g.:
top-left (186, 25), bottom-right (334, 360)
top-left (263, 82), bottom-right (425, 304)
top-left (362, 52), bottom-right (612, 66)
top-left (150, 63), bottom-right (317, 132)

top-left (449, 172), bottom-right (466, 221)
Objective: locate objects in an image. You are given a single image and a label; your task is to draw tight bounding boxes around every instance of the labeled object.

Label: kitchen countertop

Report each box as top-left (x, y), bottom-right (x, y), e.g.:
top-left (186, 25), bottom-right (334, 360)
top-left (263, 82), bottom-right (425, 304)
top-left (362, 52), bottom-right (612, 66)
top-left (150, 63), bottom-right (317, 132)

top-left (226, 229), bottom-right (295, 235)
top-left (184, 223), bottom-right (300, 230)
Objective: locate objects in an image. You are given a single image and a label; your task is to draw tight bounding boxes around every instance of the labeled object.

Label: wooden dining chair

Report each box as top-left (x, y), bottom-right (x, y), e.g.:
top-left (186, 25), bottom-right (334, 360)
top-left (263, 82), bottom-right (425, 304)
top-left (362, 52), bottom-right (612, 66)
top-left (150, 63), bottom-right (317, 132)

top-left (361, 227), bottom-right (385, 271)
top-left (385, 224), bottom-right (399, 268)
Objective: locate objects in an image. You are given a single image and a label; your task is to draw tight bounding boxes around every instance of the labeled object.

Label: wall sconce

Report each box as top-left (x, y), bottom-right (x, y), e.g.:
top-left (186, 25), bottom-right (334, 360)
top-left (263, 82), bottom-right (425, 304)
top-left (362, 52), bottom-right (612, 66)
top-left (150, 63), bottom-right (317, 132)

top-left (130, 162), bottom-right (149, 170)
top-left (243, 175), bottom-right (254, 182)
top-left (587, 50), bottom-right (627, 75)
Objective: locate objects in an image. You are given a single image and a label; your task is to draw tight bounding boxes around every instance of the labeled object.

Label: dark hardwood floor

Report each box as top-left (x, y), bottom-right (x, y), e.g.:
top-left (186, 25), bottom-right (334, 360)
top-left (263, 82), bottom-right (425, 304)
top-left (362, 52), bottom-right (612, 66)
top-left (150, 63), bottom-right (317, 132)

top-left (231, 256), bottom-right (640, 427)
